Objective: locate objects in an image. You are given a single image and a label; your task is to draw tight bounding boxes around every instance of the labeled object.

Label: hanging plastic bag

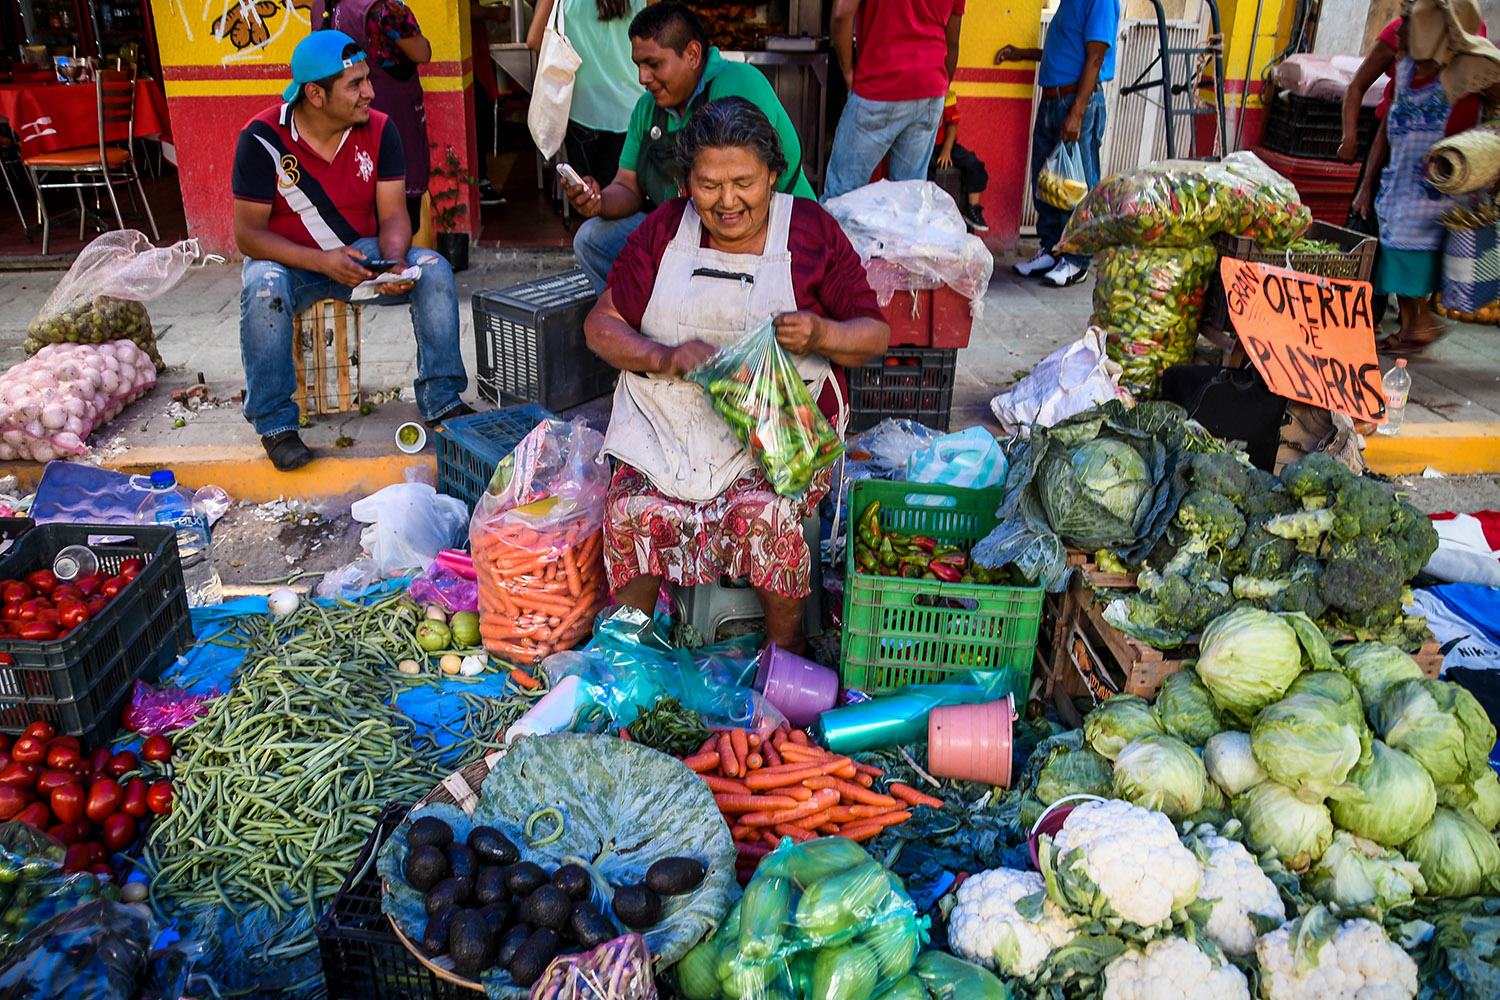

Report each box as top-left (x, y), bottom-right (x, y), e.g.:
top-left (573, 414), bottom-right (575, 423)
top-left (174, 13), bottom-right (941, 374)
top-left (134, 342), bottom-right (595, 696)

top-left (533, 933), bottom-right (657, 1000)
top-left (0, 341), bottom-right (157, 461)
top-left (471, 418), bottom-right (610, 664)
top-left (26, 231), bottom-right (213, 367)
top-left (1037, 142), bottom-right (1089, 210)
top-left (687, 319), bottom-right (843, 497)
top-left (1092, 244), bottom-right (1219, 398)
top-left (905, 427), bottom-right (1007, 491)
top-left (349, 482), bottom-right (469, 578)
top-left (989, 329), bottom-right (1127, 435)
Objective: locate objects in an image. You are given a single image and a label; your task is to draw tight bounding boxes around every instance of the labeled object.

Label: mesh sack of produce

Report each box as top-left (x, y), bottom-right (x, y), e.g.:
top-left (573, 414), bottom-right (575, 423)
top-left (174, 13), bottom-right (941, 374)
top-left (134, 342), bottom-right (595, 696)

top-left (0, 340), bottom-right (156, 461)
top-left (25, 230), bottom-right (210, 367)
top-left (673, 836), bottom-right (928, 1000)
top-left (1058, 151), bottom-right (1311, 254)
top-left (686, 319), bottom-right (843, 498)
top-left (1092, 244), bottom-right (1218, 398)
top-left (471, 418), bottom-right (611, 664)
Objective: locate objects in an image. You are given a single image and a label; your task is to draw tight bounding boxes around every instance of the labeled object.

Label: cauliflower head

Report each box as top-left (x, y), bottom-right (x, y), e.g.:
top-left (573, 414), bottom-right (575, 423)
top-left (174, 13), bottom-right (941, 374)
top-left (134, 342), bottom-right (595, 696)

top-left (1040, 799), bottom-right (1202, 931)
top-left (1255, 906), bottom-right (1418, 1000)
top-left (947, 868), bottom-right (1077, 978)
top-left (1190, 834), bottom-right (1285, 956)
top-left (1101, 937), bottom-right (1250, 1000)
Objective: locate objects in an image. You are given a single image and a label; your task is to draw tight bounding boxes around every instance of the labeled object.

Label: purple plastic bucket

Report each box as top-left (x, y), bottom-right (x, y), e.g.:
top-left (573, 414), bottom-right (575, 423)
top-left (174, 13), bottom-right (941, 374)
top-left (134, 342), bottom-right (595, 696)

top-left (753, 643), bottom-right (839, 728)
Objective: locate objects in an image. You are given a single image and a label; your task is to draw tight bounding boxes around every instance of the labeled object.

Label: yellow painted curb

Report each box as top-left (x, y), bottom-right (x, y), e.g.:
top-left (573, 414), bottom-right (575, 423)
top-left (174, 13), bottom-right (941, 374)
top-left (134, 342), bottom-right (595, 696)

top-left (1364, 421), bottom-right (1500, 475)
top-left (0, 446), bottom-right (437, 504)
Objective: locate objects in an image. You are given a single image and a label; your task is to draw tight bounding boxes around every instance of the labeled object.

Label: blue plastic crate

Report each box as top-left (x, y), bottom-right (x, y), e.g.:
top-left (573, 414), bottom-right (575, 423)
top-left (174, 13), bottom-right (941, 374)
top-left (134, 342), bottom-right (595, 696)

top-left (435, 405), bottom-right (552, 513)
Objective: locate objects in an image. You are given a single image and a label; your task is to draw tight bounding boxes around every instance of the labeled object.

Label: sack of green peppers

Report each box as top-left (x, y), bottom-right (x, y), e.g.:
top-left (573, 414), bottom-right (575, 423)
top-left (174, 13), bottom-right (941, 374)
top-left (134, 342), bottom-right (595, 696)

top-left (1091, 244), bottom-right (1218, 398)
top-left (1058, 151), bottom-right (1311, 255)
top-left (851, 501), bottom-right (1019, 585)
top-left (24, 297), bottom-right (163, 369)
top-left (0, 822), bottom-right (112, 962)
top-left (673, 836), bottom-right (928, 1000)
top-left (687, 320), bottom-right (843, 497)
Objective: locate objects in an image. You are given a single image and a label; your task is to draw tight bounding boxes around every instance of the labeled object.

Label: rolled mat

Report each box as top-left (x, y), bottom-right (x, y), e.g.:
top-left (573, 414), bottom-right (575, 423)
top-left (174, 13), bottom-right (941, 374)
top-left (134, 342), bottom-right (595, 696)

top-left (1426, 125), bottom-right (1500, 194)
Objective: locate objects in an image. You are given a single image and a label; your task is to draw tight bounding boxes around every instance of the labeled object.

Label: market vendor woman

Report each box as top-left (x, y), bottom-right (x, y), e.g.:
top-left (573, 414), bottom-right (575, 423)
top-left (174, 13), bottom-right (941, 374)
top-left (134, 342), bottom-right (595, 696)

top-left (584, 97), bottom-right (889, 653)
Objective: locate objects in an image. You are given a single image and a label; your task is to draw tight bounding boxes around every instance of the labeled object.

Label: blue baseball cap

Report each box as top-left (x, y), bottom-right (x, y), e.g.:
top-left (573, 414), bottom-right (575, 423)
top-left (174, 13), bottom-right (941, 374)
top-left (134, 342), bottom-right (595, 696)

top-left (282, 30), bottom-right (366, 103)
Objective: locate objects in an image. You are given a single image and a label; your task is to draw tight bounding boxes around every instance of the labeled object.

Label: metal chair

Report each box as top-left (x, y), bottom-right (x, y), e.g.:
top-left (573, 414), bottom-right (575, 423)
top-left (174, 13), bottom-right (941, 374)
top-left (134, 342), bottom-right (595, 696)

top-left (22, 65), bottom-right (158, 254)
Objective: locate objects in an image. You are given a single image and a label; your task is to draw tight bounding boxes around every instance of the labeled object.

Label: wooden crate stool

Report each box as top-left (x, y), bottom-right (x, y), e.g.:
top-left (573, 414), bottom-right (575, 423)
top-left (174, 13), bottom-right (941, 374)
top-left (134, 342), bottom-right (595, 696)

top-left (292, 299), bottom-right (362, 416)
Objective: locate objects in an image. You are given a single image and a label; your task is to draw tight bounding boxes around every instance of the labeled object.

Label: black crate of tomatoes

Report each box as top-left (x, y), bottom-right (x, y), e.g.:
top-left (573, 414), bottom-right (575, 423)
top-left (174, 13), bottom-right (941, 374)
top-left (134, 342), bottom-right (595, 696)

top-left (0, 721), bottom-right (174, 878)
top-left (0, 524), bottom-right (193, 746)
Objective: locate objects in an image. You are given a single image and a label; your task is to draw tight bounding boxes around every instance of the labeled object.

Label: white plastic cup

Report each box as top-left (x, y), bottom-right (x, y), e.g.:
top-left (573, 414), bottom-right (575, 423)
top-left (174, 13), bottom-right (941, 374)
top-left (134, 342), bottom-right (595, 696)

top-left (53, 545), bottom-right (99, 581)
top-left (395, 422), bottom-right (428, 454)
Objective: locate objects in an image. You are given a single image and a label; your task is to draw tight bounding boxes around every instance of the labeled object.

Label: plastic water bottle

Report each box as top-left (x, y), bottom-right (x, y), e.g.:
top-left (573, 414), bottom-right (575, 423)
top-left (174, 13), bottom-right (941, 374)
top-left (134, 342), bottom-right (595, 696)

top-left (1377, 359), bottom-right (1410, 436)
top-left (134, 470), bottom-right (223, 606)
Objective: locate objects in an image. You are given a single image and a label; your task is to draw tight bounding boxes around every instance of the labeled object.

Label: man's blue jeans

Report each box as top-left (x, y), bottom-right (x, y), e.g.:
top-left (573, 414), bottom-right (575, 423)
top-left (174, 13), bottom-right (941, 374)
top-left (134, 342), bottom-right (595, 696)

top-left (1031, 90), bottom-right (1107, 269)
top-left (238, 238), bottom-right (467, 438)
top-left (574, 212), bottom-right (648, 295)
top-left (822, 94), bottom-right (945, 202)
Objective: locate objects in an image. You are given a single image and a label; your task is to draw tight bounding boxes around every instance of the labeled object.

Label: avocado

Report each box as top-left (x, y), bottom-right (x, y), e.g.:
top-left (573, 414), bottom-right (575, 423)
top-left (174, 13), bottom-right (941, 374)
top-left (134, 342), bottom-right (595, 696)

top-left (477, 900), bottom-right (510, 934)
top-left (445, 844), bottom-right (477, 881)
top-left (495, 923), bottom-right (531, 967)
top-left (612, 883), bottom-right (663, 929)
top-left (405, 845), bottom-right (449, 892)
top-left (448, 909), bottom-right (497, 978)
top-left (646, 856), bottom-right (707, 896)
top-left (408, 816), bottom-right (454, 851)
top-left (426, 876), bottom-right (472, 915)
top-left (475, 866), bottom-right (510, 906)
top-left (422, 905), bottom-right (459, 956)
top-left (570, 902), bottom-right (614, 950)
top-left (508, 927), bottom-right (561, 987)
top-left (504, 861), bottom-right (548, 897)
top-left (468, 826), bottom-right (520, 866)
top-left (521, 884), bottom-right (571, 931)
top-left (551, 863), bottom-right (592, 900)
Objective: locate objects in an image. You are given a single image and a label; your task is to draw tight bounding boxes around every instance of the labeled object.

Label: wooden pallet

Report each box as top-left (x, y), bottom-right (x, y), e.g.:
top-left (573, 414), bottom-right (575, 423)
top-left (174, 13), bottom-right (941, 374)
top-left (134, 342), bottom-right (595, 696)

top-left (292, 298), bottom-right (362, 416)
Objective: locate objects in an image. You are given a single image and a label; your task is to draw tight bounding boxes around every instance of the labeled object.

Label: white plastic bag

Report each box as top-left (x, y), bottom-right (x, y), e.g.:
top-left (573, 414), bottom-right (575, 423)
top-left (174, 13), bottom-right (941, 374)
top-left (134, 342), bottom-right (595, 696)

top-left (0, 341), bottom-right (157, 461)
top-left (350, 483), bottom-right (469, 578)
top-left (989, 328), bottom-right (1127, 435)
top-left (906, 426), bottom-right (1007, 490)
top-left (528, 0), bottom-right (581, 160)
top-left (1037, 142), bottom-right (1088, 210)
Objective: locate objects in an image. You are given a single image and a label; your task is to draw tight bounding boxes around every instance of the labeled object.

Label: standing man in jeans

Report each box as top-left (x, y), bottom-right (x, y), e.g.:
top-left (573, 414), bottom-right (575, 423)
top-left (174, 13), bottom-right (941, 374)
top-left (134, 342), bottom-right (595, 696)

top-left (998, 0), bottom-right (1120, 287)
top-left (822, 0), bottom-right (963, 202)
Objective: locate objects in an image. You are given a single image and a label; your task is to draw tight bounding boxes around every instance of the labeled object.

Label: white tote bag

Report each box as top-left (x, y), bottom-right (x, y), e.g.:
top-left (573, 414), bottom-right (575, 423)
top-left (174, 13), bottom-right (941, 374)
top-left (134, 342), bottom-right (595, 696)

top-left (528, 0), bottom-right (582, 160)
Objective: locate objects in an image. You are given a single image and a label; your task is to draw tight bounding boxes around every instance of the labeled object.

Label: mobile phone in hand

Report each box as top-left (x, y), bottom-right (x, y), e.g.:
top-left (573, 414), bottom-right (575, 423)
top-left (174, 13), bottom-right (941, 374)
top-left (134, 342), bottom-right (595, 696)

top-left (361, 258), bottom-right (399, 271)
top-left (555, 163), bottom-right (585, 188)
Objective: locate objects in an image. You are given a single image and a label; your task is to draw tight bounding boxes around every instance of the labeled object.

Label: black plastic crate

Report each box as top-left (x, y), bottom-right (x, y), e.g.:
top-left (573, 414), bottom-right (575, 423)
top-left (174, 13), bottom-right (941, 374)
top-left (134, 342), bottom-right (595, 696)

top-left (848, 347), bottom-right (957, 433)
top-left (472, 269), bottom-right (617, 411)
top-left (1261, 92), bottom-right (1378, 162)
top-left (317, 803), bottom-right (468, 1000)
top-left (0, 524), bottom-right (191, 745)
top-left (436, 404), bottom-right (552, 513)
top-left (1202, 218), bottom-right (1377, 333)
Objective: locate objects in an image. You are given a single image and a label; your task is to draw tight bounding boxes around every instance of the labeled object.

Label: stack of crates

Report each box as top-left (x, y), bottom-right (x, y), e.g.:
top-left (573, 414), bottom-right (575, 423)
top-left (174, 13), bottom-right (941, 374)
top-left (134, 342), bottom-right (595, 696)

top-left (471, 270), bottom-right (616, 411)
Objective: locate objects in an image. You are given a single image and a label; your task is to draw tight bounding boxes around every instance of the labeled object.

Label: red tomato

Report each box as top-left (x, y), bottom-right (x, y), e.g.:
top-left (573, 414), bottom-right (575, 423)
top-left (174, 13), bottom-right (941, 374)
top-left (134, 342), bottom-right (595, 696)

top-left (1, 581), bottom-right (32, 604)
top-left (0, 785), bottom-right (30, 820)
top-left (11, 736), bottom-right (47, 764)
top-left (14, 621), bottom-right (58, 641)
top-left (118, 558), bottom-right (144, 576)
top-left (1, 603), bottom-right (22, 622)
top-left (34, 769), bottom-right (77, 795)
top-left (85, 596), bottom-right (109, 617)
top-left (145, 781), bottom-right (173, 815)
top-left (34, 609), bottom-right (58, 625)
top-left (44, 743), bottom-right (79, 772)
top-left (101, 812), bottom-right (135, 852)
top-left (85, 778), bottom-right (123, 824)
top-left (88, 747), bottom-right (112, 779)
top-left (14, 802), bottom-right (51, 829)
top-left (61, 842), bottom-right (92, 872)
top-left (0, 753), bottom-right (10, 772)
top-left (46, 822), bottom-right (83, 845)
top-left (49, 584), bottom-right (82, 604)
top-left (49, 784), bottom-right (84, 824)
top-left (140, 736), bottom-right (172, 764)
top-left (16, 599), bottom-right (47, 622)
top-left (47, 735), bottom-right (78, 753)
top-left (120, 779), bottom-right (148, 819)
top-left (23, 570), bottom-right (56, 597)
top-left (99, 577), bottom-right (125, 599)
top-left (0, 733), bottom-right (11, 754)
top-left (22, 722), bottom-right (55, 742)
top-left (87, 862), bottom-right (114, 878)
top-left (0, 762), bottom-right (37, 789)
top-left (74, 575), bottom-right (103, 598)
top-left (106, 751), bottom-right (138, 779)
top-left (56, 602), bottom-right (89, 629)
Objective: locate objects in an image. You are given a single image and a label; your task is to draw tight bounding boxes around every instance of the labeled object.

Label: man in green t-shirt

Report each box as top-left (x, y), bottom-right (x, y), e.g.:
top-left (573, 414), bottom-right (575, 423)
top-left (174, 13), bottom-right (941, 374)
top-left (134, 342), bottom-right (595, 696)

top-left (561, 2), bottom-right (815, 292)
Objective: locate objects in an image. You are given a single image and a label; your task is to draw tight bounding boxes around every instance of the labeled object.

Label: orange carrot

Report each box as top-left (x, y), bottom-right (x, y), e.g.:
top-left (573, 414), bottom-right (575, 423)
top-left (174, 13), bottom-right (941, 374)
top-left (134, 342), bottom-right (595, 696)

top-left (817, 823), bottom-right (839, 835)
top-left (745, 753), bottom-right (764, 770)
top-left (829, 779), bottom-right (899, 808)
top-left (836, 810), bottom-right (913, 842)
top-left (889, 783), bottom-right (946, 809)
top-left (715, 794), bottom-right (798, 813)
top-left (773, 824), bottom-right (815, 843)
top-left (747, 733), bottom-right (762, 749)
top-left (698, 735), bottom-right (720, 755)
top-left (745, 760), bottom-right (850, 791)
top-left (761, 830), bottom-right (781, 849)
top-left (763, 741), bottom-right (783, 767)
top-left (779, 744), bottom-right (833, 763)
top-left (741, 788), bottom-right (839, 826)
top-left (855, 773), bottom-right (875, 788)
top-left (801, 776), bottom-right (839, 791)
top-left (854, 763), bottom-right (885, 778)
top-left (787, 730), bottom-right (810, 745)
top-left (718, 732), bottom-right (739, 778)
top-left (508, 668), bottom-right (541, 691)
top-left (784, 786), bottom-right (813, 801)
top-left (700, 774), bottom-right (751, 795)
top-left (827, 805), bottom-right (866, 823)
top-left (682, 752), bottom-right (721, 773)
top-left (731, 823), bottom-right (752, 841)
top-left (730, 729), bottom-right (750, 773)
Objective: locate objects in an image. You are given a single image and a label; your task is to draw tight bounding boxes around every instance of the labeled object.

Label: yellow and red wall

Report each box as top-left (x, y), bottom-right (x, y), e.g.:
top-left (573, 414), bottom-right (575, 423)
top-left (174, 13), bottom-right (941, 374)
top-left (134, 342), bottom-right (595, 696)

top-left (153, 0), bottom-right (478, 254)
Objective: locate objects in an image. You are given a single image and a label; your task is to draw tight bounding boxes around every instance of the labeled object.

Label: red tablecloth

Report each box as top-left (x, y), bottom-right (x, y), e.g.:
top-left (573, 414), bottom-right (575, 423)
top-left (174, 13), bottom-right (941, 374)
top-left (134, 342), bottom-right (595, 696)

top-left (0, 79), bottom-right (170, 157)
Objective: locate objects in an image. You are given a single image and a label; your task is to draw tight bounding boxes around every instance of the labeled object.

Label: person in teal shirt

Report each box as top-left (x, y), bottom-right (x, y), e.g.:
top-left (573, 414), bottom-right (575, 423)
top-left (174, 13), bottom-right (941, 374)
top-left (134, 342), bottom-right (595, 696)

top-left (561, 2), bottom-right (815, 292)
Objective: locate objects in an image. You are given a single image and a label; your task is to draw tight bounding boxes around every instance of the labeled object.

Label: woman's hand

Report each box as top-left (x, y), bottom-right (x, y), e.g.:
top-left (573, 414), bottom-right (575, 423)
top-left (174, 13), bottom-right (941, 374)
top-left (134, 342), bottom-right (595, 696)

top-left (774, 311), bottom-right (826, 355)
top-left (663, 339), bottom-right (719, 376)
top-left (1352, 179), bottom-right (1375, 217)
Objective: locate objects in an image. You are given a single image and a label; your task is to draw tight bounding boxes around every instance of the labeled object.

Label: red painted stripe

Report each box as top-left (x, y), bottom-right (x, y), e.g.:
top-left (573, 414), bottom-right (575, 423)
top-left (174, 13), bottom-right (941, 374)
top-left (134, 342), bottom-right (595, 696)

top-left (163, 58), bottom-right (467, 82)
top-left (953, 67), bottom-right (1036, 84)
top-left (1223, 78), bottom-right (1265, 95)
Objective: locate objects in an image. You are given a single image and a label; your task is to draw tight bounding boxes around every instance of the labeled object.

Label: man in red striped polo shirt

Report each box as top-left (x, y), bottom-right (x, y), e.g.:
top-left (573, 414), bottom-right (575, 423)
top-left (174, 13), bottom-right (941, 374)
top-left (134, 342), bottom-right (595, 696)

top-left (231, 30), bottom-right (470, 472)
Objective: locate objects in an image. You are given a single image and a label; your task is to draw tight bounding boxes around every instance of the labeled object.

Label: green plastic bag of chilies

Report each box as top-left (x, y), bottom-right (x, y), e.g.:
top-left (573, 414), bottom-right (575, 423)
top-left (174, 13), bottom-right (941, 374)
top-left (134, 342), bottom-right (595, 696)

top-left (687, 319), bottom-right (843, 497)
top-left (1091, 244), bottom-right (1219, 399)
top-left (672, 836), bottom-right (928, 1000)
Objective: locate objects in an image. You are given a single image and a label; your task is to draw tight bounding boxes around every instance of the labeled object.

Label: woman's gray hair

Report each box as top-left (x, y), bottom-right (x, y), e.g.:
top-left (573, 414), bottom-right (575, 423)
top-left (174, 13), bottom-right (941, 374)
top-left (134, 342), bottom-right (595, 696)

top-left (673, 97), bottom-right (788, 180)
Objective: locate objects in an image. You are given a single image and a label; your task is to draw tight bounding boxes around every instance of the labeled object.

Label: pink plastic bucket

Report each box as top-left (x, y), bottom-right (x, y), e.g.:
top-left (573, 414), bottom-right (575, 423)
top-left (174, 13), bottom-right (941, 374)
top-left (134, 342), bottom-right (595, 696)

top-left (753, 643), bottom-right (839, 728)
top-left (927, 697), bottom-right (1015, 787)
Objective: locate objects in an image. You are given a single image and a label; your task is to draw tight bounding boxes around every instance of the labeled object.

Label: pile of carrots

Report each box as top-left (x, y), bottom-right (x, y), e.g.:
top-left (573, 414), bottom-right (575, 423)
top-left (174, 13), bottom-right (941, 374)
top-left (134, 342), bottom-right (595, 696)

top-left (473, 520), bottom-right (607, 665)
top-left (680, 725), bottom-right (945, 880)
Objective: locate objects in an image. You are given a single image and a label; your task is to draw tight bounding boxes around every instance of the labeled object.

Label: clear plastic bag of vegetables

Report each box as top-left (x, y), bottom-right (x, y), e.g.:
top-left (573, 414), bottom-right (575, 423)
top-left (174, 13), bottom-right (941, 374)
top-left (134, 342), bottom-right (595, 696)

top-left (1058, 151), bottom-right (1311, 254)
top-left (533, 933), bottom-right (658, 1000)
top-left (1092, 244), bottom-right (1219, 398)
top-left (1037, 142), bottom-right (1089, 211)
top-left (25, 230), bottom-right (211, 368)
top-left (0, 898), bottom-right (198, 1000)
top-left (0, 341), bottom-right (158, 462)
top-left (673, 836), bottom-right (927, 1000)
top-left (686, 320), bottom-right (844, 498)
top-left (0, 822), bottom-right (113, 962)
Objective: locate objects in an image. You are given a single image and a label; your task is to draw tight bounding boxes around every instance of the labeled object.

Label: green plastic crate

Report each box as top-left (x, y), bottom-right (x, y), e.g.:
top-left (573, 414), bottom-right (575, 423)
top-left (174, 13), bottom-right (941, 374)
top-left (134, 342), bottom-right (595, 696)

top-left (840, 480), bottom-right (1044, 702)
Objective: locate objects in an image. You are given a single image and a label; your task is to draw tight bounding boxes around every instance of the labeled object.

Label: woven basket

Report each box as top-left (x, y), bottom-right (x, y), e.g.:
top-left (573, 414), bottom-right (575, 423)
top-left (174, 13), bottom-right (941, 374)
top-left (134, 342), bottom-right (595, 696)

top-left (383, 748), bottom-right (508, 993)
top-left (1427, 126), bottom-right (1500, 194)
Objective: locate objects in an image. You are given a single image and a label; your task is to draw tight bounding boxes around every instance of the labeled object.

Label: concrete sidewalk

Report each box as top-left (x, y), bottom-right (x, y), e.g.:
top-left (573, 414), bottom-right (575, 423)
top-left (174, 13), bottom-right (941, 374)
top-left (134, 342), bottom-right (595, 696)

top-left (1, 249), bottom-right (1498, 501)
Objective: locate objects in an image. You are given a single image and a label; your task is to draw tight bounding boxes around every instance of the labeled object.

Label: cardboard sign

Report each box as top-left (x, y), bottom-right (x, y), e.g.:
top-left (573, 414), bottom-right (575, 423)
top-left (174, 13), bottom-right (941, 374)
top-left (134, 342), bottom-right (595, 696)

top-left (1220, 259), bottom-right (1387, 424)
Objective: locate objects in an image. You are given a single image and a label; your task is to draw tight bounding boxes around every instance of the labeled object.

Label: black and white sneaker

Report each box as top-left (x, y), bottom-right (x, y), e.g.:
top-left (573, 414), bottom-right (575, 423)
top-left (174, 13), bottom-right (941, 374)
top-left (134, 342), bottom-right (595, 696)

top-left (961, 203), bottom-right (990, 232)
top-left (1042, 259), bottom-right (1089, 287)
top-left (1013, 250), bottom-right (1056, 277)
top-left (478, 180), bottom-right (504, 206)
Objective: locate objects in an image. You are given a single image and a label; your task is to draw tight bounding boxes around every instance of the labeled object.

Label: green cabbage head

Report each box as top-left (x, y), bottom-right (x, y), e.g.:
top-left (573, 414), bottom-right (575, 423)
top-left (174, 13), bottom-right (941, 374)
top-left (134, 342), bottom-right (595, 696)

top-left (1038, 438), bottom-right (1152, 549)
top-left (1286, 671), bottom-right (1366, 737)
top-left (1112, 734), bottom-right (1209, 820)
top-left (1250, 694), bottom-right (1364, 802)
top-left (1372, 679), bottom-right (1497, 786)
top-left (1196, 607), bottom-right (1304, 724)
top-left (1401, 807), bottom-right (1500, 898)
top-left (1234, 780), bottom-right (1333, 871)
top-left (1203, 731), bottom-right (1267, 798)
top-left (1305, 831), bottom-right (1426, 918)
top-left (1035, 746), bottom-right (1114, 805)
top-left (1437, 767), bottom-right (1500, 832)
top-left (1084, 694), bottom-right (1164, 761)
top-left (1338, 642), bottom-right (1425, 706)
top-left (1153, 671), bottom-right (1223, 747)
top-left (1329, 740), bottom-right (1436, 847)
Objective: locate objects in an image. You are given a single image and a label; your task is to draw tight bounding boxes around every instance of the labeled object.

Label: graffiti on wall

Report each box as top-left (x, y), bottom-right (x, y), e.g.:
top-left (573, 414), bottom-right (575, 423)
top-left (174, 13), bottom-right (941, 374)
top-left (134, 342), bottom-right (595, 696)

top-left (160, 0), bottom-right (311, 62)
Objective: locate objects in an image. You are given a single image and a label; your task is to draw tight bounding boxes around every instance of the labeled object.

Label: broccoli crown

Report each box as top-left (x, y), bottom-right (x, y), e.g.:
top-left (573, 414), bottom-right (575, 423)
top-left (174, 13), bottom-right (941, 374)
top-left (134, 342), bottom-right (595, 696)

top-left (1188, 453), bottom-right (1254, 502)
top-left (1266, 557), bottom-right (1327, 619)
top-left (1280, 452), bottom-right (1353, 508)
top-left (1234, 516), bottom-right (1299, 578)
top-left (1387, 500), bottom-right (1439, 579)
top-left (1319, 538), bottom-right (1405, 614)
top-left (1328, 476), bottom-right (1394, 541)
top-left (1240, 470), bottom-right (1297, 520)
top-left (1175, 490), bottom-right (1246, 550)
top-left (1150, 566), bottom-right (1234, 632)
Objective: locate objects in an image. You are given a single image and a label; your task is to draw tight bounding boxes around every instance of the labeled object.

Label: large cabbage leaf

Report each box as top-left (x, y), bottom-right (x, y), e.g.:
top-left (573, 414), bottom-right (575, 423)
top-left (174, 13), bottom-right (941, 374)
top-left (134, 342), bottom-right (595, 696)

top-left (1330, 740), bottom-right (1436, 847)
top-left (1373, 679), bottom-right (1497, 786)
top-left (1084, 695), bottom-right (1164, 761)
top-left (1250, 693), bottom-right (1364, 802)
top-left (1196, 607), bottom-right (1304, 724)
top-left (1154, 670), bottom-right (1223, 746)
top-left (1403, 807), bottom-right (1500, 898)
top-left (1338, 642), bottom-right (1425, 706)
top-left (1234, 780), bottom-right (1333, 871)
top-left (1305, 831), bottom-right (1425, 918)
top-left (1112, 734), bottom-right (1208, 819)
